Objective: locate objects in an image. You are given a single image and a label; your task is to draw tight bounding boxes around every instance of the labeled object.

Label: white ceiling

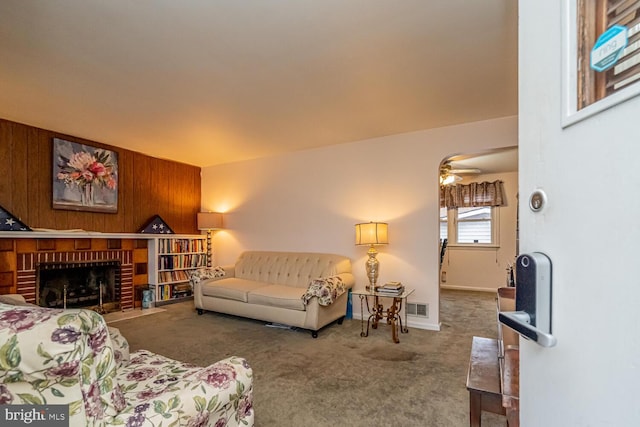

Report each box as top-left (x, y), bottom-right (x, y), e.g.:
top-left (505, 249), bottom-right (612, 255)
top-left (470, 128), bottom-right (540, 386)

top-left (0, 1), bottom-right (518, 168)
top-left (448, 146), bottom-right (519, 174)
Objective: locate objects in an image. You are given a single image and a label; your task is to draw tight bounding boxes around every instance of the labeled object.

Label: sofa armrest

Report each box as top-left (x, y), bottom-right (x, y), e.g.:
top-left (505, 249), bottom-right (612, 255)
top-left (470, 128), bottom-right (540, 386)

top-left (218, 264), bottom-right (235, 278)
top-left (205, 264), bottom-right (236, 283)
top-left (108, 326), bottom-right (130, 368)
top-left (191, 265), bottom-right (235, 298)
top-left (0, 294), bottom-right (31, 306)
top-left (302, 273), bottom-right (355, 307)
top-left (116, 351), bottom-right (253, 427)
top-left (0, 305), bottom-right (124, 425)
top-left (332, 273), bottom-right (356, 289)
top-left (334, 272), bottom-right (355, 289)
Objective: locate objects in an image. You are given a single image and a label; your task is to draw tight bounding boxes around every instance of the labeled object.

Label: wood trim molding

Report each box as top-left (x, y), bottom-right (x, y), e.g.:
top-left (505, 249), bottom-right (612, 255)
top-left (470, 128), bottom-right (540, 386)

top-left (74, 239), bottom-right (91, 250)
top-left (37, 239), bottom-right (56, 251)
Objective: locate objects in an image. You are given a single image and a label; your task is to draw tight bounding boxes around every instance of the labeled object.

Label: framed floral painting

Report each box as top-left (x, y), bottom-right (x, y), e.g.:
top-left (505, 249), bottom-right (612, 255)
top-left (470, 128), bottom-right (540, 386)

top-left (52, 138), bottom-right (118, 213)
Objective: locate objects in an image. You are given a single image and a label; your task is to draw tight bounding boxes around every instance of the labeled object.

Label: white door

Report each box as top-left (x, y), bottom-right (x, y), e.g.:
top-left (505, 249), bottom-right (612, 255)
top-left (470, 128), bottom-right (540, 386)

top-left (519, 1), bottom-right (640, 425)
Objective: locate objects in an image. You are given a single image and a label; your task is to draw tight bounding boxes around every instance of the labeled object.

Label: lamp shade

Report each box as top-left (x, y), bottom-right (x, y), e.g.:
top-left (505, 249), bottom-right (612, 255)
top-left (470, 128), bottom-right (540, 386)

top-left (355, 222), bottom-right (388, 246)
top-left (197, 212), bottom-right (223, 230)
top-left (440, 174), bottom-right (462, 186)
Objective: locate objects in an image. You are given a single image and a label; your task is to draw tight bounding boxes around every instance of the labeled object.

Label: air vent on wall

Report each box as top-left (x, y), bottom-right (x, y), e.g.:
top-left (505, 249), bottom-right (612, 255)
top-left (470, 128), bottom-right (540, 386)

top-left (407, 303), bottom-right (428, 318)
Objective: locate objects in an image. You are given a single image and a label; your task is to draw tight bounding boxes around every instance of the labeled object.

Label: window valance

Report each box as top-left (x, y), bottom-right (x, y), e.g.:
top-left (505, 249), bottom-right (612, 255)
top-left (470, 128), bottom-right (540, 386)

top-left (440, 180), bottom-right (506, 208)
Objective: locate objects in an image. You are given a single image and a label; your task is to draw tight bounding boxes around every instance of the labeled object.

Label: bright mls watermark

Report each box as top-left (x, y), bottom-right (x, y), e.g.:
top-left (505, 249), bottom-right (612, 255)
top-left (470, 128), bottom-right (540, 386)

top-left (1, 405), bottom-right (68, 426)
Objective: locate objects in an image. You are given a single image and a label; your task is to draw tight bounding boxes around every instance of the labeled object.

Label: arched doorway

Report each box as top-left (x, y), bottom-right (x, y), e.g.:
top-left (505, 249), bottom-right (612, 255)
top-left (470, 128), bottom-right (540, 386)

top-left (438, 147), bottom-right (518, 320)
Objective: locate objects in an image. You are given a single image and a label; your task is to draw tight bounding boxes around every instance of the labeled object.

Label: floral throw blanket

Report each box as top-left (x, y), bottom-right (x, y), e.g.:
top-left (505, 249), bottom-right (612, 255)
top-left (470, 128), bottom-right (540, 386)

top-left (189, 266), bottom-right (226, 288)
top-left (301, 276), bottom-right (346, 307)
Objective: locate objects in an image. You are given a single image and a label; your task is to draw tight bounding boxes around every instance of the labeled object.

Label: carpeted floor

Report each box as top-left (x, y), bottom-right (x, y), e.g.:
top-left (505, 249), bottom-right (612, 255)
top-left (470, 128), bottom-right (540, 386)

top-left (113, 289), bottom-right (507, 426)
top-left (104, 306), bottom-right (166, 323)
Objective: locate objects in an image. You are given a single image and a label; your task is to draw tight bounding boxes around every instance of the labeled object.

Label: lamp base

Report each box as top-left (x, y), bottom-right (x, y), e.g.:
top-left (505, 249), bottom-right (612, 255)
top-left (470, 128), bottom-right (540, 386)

top-left (365, 245), bottom-right (379, 293)
top-left (206, 230), bottom-right (212, 268)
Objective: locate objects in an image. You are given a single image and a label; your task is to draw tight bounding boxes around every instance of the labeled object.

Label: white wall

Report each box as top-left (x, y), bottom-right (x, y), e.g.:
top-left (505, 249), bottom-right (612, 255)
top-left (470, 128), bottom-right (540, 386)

top-left (520, 1), bottom-right (640, 425)
top-left (201, 116), bottom-right (517, 330)
top-left (440, 171), bottom-right (518, 291)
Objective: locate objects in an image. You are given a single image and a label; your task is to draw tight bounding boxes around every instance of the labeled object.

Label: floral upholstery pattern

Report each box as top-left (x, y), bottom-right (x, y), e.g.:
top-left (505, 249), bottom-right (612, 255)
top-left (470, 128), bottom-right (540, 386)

top-left (108, 326), bottom-right (130, 368)
top-left (301, 276), bottom-right (346, 307)
top-left (189, 267), bottom-right (226, 288)
top-left (114, 351), bottom-right (253, 427)
top-left (0, 303), bottom-right (125, 424)
top-left (0, 303), bottom-right (254, 427)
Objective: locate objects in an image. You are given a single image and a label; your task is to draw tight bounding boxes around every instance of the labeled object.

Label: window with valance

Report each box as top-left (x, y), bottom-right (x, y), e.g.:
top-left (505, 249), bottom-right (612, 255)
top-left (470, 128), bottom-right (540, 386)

top-left (440, 180), bottom-right (506, 245)
top-left (440, 180), bottom-right (506, 208)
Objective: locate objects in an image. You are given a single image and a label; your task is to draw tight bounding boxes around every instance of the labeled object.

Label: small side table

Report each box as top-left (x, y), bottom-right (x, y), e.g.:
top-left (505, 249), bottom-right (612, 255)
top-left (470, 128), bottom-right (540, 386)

top-left (352, 288), bottom-right (414, 343)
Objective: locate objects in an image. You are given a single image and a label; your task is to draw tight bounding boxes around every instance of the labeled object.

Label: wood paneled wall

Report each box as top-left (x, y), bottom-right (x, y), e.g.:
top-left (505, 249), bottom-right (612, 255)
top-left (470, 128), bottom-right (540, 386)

top-left (0, 119), bottom-right (201, 234)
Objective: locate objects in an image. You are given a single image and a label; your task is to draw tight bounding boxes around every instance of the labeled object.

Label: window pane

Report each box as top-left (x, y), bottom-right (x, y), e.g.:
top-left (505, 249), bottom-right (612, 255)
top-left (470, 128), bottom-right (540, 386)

top-left (457, 207), bottom-right (492, 243)
top-left (458, 221), bottom-right (492, 243)
top-left (439, 207), bottom-right (448, 240)
top-left (458, 206), bottom-right (491, 219)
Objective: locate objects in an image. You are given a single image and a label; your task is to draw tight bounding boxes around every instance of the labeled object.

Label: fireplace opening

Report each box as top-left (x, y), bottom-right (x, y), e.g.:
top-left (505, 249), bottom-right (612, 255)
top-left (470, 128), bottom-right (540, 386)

top-left (37, 261), bottom-right (121, 313)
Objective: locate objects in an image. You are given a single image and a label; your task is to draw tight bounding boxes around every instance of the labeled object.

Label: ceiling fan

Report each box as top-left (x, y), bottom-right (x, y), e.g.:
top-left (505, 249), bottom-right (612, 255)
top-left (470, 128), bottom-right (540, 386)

top-left (439, 162), bottom-right (482, 185)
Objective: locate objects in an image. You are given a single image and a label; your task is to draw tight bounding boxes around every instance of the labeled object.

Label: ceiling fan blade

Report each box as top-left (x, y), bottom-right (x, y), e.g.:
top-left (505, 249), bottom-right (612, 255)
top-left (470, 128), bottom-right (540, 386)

top-left (449, 168), bottom-right (482, 174)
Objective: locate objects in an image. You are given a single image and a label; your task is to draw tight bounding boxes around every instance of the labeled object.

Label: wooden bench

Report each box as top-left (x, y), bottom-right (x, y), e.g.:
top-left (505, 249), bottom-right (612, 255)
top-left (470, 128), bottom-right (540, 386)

top-left (501, 347), bottom-right (519, 427)
top-left (466, 336), bottom-right (505, 426)
top-left (466, 287), bottom-right (520, 426)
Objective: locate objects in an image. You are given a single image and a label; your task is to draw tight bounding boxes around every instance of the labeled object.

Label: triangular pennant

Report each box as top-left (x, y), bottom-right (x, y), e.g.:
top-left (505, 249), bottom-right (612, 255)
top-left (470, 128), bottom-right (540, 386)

top-left (0, 205), bottom-right (31, 231)
top-left (138, 215), bottom-right (174, 234)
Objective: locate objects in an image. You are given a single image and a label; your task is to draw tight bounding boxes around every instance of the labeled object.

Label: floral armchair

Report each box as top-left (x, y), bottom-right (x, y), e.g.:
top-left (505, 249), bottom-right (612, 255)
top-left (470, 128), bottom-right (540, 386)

top-left (0, 302), bottom-right (254, 427)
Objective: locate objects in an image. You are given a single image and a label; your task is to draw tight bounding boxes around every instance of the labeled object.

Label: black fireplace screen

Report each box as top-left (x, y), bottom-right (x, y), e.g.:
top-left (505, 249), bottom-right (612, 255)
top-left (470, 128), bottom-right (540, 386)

top-left (37, 260), bottom-right (121, 311)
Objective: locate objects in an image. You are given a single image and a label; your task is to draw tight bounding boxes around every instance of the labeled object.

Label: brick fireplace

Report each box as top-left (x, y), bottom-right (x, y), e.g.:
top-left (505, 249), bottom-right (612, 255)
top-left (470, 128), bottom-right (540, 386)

top-left (16, 248), bottom-right (135, 310)
top-left (37, 260), bottom-right (122, 312)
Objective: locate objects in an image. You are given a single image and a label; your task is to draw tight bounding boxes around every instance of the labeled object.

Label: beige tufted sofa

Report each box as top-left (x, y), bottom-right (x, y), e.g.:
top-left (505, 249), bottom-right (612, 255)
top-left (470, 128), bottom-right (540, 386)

top-left (193, 251), bottom-right (355, 337)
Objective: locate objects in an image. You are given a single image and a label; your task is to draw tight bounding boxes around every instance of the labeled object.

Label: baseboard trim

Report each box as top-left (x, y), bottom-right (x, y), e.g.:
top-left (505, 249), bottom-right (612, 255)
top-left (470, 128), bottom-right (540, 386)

top-left (440, 285), bottom-right (499, 293)
top-left (407, 317), bottom-right (441, 331)
top-left (350, 312), bottom-right (440, 331)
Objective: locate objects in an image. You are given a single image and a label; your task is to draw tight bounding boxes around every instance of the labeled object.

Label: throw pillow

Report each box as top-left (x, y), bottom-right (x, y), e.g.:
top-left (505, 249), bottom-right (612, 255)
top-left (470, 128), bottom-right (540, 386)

top-left (189, 266), bottom-right (226, 287)
top-left (301, 276), bottom-right (346, 306)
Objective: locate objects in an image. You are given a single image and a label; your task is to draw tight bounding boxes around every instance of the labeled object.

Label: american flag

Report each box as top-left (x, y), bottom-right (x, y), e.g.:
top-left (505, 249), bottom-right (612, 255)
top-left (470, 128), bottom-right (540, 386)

top-left (139, 215), bottom-right (174, 234)
top-left (0, 205), bottom-right (31, 231)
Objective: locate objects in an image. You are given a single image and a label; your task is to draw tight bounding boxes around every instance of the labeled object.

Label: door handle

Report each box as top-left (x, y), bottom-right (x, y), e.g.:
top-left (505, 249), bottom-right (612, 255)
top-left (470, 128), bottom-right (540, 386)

top-left (499, 311), bottom-right (557, 347)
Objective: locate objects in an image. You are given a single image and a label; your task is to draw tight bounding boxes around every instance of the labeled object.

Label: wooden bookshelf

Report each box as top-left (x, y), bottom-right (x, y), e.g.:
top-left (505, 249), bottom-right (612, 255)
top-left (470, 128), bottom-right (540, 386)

top-left (148, 236), bottom-right (206, 305)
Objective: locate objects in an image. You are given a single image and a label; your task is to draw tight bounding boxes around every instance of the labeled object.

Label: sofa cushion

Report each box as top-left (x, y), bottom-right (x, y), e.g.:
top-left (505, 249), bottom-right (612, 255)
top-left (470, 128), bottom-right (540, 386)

top-left (247, 284), bottom-right (306, 311)
top-left (114, 351), bottom-right (254, 427)
top-left (201, 278), bottom-right (268, 302)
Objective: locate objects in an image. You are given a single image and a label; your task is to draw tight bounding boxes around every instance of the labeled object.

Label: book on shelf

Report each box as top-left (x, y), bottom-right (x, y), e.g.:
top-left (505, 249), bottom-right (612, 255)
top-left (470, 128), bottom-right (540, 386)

top-left (159, 270), bottom-right (192, 283)
top-left (158, 238), bottom-right (205, 254)
top-left (172, 290), bottom-right (192, 299)
top-left (157, 282), bottom-right (193, 301)
top-left (160, 253), bottom-right (207, 270)
top-left (157, 284), bottom-right (169, 301)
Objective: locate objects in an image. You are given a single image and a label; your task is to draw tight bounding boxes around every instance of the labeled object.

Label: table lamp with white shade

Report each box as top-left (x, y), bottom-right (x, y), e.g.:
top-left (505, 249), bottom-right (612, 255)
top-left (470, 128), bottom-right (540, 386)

top-left (355, 221), bottom-right (388, 292)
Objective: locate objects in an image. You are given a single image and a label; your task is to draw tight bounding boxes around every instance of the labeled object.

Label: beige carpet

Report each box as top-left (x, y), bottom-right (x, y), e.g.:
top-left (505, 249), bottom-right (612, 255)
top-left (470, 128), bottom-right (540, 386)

top-left (112, 290), bottom-right (507, 427)
top-left (103, 307), bottom-right (166, 324)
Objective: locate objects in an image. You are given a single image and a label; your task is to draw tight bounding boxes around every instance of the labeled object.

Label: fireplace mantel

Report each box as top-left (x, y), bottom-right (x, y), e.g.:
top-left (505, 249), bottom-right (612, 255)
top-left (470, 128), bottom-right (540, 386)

top-left (0, 231), bottom-right (201, 240)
